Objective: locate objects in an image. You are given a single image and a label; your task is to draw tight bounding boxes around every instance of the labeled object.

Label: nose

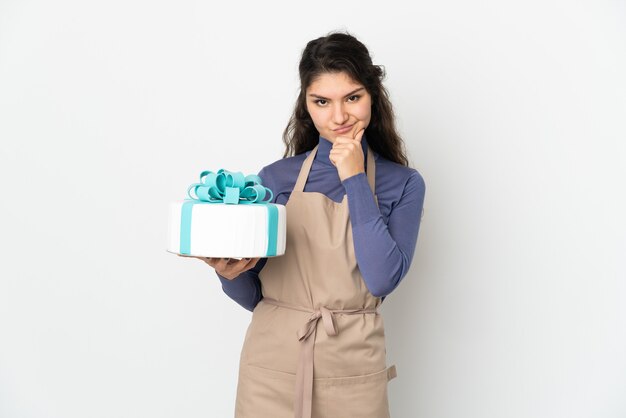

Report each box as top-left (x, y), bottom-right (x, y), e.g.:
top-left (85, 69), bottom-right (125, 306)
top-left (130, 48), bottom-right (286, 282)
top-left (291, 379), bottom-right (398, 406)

top-left (332, 103), bottom-right (349, 125)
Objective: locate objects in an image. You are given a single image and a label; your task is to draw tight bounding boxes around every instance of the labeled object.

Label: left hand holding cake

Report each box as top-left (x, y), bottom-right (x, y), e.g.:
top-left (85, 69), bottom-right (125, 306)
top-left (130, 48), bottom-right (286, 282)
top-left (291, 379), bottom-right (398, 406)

top-left (178, 255), bottom-right (260, 280)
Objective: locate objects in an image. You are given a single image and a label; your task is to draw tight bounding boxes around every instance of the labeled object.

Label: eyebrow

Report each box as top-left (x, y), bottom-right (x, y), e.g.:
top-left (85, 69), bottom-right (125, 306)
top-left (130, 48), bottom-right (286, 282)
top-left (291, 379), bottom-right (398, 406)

top-left (308, 87), bottom-right (365, 100)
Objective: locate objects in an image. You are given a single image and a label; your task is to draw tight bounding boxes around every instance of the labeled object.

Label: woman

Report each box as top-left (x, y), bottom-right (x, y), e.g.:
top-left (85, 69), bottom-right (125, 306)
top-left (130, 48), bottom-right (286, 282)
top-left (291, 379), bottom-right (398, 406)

top-left (197, 31), bottom-right (425, 418)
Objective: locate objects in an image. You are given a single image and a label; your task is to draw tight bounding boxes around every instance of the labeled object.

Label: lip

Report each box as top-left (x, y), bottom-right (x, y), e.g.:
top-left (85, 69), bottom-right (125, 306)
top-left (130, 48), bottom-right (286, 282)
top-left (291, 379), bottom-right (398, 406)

top-left (333, 124), bottom-right (354, 134)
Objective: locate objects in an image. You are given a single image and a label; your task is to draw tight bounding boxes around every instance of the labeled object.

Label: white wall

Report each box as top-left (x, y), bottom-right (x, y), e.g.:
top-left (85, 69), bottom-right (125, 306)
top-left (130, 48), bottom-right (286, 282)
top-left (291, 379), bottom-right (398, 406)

top-left (1, 1), bottom-right (624, 417)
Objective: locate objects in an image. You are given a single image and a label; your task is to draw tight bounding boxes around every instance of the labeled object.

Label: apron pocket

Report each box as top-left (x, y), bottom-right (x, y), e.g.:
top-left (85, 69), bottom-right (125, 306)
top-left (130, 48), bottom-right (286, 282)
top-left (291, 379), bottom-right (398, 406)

top-left (315, 365), bottom-right (397, 418)
top-left (236, 364), bottom-right (295, 418)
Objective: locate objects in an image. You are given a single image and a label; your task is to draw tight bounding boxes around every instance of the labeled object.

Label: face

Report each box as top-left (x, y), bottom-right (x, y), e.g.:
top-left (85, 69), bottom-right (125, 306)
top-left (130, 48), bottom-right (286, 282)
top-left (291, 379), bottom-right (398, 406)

top-left (305, 71), bottom-right (372, 143)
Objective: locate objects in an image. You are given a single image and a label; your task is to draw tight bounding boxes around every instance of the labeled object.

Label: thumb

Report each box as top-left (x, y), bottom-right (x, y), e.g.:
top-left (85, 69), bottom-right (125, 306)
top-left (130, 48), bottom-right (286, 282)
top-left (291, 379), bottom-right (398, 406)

top-left (353, 122), bottom-right (366, 142)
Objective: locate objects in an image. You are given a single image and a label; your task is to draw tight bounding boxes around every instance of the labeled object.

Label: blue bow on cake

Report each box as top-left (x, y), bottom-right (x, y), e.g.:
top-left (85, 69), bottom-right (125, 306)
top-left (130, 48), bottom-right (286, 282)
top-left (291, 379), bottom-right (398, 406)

top-left (186, 169), bottom-right (274, 204)
top-left (180, 169), bottom-right (279, 256)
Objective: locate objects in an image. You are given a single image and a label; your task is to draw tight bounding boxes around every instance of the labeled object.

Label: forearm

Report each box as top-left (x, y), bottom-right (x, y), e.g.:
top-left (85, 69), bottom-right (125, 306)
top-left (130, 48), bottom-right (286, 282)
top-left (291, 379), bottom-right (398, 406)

top-left (217, 259), bottom-right (267, 311)
top-left (343, 172), bottom-right (425, 297)
top-left (350, 218), bottom-right (411, 297)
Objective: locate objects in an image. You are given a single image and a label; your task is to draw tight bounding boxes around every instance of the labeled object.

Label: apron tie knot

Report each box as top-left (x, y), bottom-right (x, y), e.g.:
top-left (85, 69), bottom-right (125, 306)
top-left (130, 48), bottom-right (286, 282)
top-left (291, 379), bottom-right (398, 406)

top-left (297, 306), bottom-right (337, 342)
top-left (261, 298), bottom-right (378, 418)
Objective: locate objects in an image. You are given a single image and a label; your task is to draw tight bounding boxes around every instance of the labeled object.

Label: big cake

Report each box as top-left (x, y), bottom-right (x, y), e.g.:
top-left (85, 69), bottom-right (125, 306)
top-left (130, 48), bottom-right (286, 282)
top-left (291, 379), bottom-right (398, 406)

top-left (167, 169), bottom-right (286, 258)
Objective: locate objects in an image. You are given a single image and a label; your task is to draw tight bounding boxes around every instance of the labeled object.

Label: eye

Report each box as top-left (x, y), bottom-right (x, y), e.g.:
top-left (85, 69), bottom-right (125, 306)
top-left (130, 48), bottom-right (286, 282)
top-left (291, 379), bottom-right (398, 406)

top-left (314, 99), bottom-right (328, 106)
top-left (347, 95), bottom-right (360, 102)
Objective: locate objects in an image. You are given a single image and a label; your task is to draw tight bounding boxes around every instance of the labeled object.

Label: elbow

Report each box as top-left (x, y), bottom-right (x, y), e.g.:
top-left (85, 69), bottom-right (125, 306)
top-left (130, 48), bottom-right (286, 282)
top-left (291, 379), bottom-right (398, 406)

top-left (369, 286), bottom-right (391, 299)
top-left (367, 277), bottom-right (400, 298)
top-left (364, 253), bottom-right (411, 298)
top-left (364, 265), bottom-right (402, 297)
top-left (242, 297), bottom-right (260, 312)
top-left (238, 289), bottom-right (262, 312)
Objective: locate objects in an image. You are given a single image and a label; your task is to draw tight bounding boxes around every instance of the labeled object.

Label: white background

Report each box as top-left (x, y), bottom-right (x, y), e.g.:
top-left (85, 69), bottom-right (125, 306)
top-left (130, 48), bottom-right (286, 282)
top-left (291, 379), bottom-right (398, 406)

top-left (1, 1), bottom-right (625, 417)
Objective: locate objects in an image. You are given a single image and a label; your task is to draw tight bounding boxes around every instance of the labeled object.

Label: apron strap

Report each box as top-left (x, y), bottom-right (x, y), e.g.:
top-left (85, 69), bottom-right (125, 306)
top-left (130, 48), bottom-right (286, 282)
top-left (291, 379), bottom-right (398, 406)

top-left (262, 298), bottom-right (379, 418)
top-left (293, 146), bottom-right (318, 192)
top-left (293, 144), bottom-right (377, 195)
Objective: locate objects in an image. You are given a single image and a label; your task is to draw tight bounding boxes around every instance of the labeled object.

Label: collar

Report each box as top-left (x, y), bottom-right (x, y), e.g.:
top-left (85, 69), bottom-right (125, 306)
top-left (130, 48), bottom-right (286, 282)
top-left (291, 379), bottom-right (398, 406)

top-left (316, 133), bottom-right (369, 167)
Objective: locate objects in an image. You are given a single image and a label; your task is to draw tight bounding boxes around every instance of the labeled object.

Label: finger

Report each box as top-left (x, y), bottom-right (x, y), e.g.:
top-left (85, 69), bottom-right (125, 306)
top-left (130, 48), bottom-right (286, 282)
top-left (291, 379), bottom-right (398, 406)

top-left (354, 126), bottom-right (365, 142)
top-left (222, 257), bottom-right (245, 268)
top-left (235, 258), bottom-right (254, 272)
top-left (333, 136), bottom-right (357, 145)
top-left (352, 121), bottom-right (365, 142)
top-left (215, 258), bottom-right (231, 271)
top-left (222, 257), bottom-right (252, 275)
top-left (330, 142), bottom-right (360, 156)
top-left (349, 122), bottom-right (359, 139)
top-left (206, 257), bottom-right (221, 267)
top-left (243, 257), bottom-right (260, 270)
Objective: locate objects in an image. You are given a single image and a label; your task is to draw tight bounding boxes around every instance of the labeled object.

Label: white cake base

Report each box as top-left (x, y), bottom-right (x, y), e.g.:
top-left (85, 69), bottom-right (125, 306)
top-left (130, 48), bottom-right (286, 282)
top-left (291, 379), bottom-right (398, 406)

top-left (167, 201), bottom-right (286, 258)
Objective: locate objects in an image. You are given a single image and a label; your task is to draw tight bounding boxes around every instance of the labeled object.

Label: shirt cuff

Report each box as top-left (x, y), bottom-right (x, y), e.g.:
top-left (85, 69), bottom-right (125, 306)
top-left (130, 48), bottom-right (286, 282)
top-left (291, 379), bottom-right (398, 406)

top-left (342, 172), bottom-right (380, 226)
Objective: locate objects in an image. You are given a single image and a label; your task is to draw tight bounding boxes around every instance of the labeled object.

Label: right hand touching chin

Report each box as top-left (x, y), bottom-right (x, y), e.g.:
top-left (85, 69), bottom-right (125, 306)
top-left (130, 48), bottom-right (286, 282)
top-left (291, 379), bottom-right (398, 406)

top-left (178, 255), bottom-right (260, 280)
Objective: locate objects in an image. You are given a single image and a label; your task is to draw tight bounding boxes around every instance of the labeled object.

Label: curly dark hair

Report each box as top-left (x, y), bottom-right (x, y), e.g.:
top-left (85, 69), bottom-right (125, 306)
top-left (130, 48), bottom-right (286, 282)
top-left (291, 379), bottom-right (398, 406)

top-left (282, 31), bottom-right (409, 166)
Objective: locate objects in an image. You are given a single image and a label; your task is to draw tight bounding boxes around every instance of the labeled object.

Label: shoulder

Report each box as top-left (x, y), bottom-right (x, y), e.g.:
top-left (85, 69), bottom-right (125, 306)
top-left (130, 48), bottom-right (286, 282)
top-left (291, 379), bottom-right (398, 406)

top-left (258, 153), bottom-right (307, 182)
top-left (256, 153), bottom-right (308, 201)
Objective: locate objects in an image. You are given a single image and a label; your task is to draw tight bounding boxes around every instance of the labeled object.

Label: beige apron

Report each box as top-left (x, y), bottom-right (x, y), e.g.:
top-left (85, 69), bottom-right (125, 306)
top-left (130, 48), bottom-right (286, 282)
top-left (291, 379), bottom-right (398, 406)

top-left (235, 145), bottom-right (397, 418)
